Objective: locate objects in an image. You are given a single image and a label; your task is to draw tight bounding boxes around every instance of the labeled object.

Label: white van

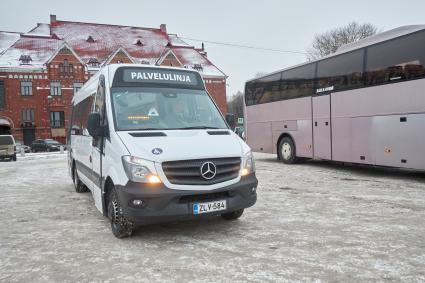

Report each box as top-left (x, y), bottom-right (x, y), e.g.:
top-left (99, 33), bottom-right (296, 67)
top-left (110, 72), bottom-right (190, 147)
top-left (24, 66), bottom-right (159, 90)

top-left (68, 64), bottom-right (257, 238)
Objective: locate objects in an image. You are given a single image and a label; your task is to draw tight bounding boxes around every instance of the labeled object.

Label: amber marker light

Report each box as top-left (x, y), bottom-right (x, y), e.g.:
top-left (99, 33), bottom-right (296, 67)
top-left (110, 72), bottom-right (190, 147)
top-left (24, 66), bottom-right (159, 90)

top-left (148, 175), bottom-right (162, 184)
top-left (241, 168), bottom-right (250, 176)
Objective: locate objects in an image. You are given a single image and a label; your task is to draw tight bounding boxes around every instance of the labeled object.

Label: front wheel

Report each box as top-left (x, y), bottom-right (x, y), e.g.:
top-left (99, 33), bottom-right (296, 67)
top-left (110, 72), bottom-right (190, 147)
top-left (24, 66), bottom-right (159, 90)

top-left (221, 209), bottom-right (244, 220)
top-left (108, 188), bottom-right (134, 238)
top-left (278, 137), bottom-right (297, 164)
top-left (12, 154), bottom-right (17, 161)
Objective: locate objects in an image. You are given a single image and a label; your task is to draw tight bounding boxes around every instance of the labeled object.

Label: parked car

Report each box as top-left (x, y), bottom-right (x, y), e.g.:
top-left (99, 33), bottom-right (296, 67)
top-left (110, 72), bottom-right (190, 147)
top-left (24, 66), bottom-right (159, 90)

top-left (0, 135), bottom-right (17, 161)
top-left (31, 139), bottom-right (65, 152)
top-left (15, 141), bottom-right (31, 153)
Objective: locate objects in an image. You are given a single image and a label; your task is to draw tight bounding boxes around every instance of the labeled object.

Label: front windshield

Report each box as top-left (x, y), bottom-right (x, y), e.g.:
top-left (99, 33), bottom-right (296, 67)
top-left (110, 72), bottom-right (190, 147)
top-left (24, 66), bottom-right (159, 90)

top-left (111, 87), bottom-right (228, 131)
top-left (46, 140), bottom-right (60, 145)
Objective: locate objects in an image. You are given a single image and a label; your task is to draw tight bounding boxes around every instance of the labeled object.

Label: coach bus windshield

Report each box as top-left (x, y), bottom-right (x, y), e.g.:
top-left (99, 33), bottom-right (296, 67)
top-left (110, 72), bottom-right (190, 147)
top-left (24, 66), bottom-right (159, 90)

top-left (111, 87), bottom-right (228, 131)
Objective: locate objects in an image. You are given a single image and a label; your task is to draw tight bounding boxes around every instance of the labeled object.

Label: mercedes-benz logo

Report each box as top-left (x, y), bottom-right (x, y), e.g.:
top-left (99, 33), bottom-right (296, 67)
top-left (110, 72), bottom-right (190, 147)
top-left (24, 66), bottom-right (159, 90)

top-left (200, 162), bottom-right (217, 180)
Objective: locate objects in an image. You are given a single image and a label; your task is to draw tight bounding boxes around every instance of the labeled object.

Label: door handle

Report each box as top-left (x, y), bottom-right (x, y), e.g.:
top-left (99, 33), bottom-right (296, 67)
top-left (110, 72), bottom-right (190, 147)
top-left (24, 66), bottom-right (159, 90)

top-left (325, 121), bottom-right (329, 126)
top-left (314, 121), bottom-right (318, 127)
top-left (89, 155), bottom-right (92, 163)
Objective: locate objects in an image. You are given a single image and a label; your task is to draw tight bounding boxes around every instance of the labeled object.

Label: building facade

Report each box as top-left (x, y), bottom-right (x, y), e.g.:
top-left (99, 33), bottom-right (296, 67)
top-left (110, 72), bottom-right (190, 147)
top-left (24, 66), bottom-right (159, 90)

top-left (0, 15), bottom-right (227, 145)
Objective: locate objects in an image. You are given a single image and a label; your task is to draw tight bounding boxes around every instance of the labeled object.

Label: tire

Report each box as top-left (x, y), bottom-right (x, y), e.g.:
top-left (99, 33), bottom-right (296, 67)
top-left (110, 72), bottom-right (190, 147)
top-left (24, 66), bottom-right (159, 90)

top-left (221, 209), bottom-right (244, 220)
top-left (12, 154), bottom-right (17, 161)
top-left (278, 137), bottom-right (297, 164)
top-left (73, 165), bottom-right (88, 193)
top-left (107, 188), bottom-right (134, 238)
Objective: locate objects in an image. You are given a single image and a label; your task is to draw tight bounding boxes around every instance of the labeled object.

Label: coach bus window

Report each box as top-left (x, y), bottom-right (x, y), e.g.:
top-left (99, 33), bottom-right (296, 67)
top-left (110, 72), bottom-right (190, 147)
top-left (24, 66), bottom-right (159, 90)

top-left (244, 81), bottom-right (256, 106)
top-left (280, 63), bottom-right (315, 100)
top-left (366, 31), bottom-right (425, 86)
top-left (316, 49), bottom-right (364, 94)
top-left (256, 73), bottom-right (282, 104)
top-left (246, 73), bottom-right (283, 105)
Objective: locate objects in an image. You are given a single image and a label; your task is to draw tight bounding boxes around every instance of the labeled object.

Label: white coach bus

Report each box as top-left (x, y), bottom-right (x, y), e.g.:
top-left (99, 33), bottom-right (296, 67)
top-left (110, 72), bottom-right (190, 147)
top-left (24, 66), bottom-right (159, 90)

top-left (68, 64), bottom-right (257, 238)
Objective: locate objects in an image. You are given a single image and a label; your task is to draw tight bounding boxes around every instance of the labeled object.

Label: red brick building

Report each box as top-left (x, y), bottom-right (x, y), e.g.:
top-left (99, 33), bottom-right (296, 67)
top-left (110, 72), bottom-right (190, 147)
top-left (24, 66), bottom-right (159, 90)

top-left (0, 15), bottom-right (227, 145)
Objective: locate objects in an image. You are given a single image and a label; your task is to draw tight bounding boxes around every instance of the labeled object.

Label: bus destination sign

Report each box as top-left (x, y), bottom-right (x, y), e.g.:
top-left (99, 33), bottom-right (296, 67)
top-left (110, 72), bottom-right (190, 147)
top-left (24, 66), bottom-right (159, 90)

top-left (122, 68), bottom-right (199, 86)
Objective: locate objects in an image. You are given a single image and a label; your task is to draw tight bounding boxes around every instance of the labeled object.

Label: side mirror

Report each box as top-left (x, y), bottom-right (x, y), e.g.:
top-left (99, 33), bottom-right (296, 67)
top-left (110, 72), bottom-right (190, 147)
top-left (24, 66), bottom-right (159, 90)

top-left (225, 113), bottom-right (236, 130)
top-left (87, 113), bottom-right (101, 137)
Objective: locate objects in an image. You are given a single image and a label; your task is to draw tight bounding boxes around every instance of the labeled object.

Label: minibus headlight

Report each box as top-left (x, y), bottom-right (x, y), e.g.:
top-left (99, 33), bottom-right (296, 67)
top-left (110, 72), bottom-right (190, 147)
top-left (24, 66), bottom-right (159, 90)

top-left (122, 156), bottom-right (161, 183)
top-left (241, 151), bottom-right (255, 176)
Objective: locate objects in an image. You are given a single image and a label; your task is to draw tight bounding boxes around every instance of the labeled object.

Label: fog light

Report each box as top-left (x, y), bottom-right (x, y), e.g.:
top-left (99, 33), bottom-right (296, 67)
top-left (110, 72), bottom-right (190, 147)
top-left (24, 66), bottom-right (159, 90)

top-left (132, 199), bottom-right (144, 206)
top-left (241, 168), bottom-right (249, 176)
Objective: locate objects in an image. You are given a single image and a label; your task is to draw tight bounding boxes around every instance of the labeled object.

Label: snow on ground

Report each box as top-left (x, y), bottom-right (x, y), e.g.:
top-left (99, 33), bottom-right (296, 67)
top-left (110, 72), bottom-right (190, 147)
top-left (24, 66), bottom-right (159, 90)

top-left (0, 152), bottom-right (425, 282)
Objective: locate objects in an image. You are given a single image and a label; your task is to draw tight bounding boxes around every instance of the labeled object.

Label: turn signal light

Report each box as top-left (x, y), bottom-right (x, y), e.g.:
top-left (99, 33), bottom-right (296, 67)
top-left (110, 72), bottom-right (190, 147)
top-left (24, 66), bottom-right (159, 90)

top-left (148, 175), bottom-right (161, 184)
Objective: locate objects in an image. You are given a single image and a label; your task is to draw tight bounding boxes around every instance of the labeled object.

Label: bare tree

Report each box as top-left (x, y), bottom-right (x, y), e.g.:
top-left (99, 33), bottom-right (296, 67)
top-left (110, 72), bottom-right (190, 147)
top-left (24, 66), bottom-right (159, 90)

top-left (227, 91), bottom-right (244, 119)
top-left (307, 22), bottom-right (378, 60)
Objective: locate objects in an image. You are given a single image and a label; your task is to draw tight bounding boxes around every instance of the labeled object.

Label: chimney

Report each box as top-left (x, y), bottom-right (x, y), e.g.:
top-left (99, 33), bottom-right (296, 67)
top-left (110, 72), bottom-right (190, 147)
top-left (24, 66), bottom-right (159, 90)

top-left (160, 24), bottom-right (167, 33)
top-left (50, 14), bottom-right (57, 24)
top-left (201, 42), bottom-right (205, 51)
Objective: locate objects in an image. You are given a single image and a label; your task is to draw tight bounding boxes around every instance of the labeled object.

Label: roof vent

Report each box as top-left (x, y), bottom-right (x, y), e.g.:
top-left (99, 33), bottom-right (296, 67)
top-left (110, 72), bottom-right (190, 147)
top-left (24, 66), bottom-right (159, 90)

top-left (135, 39), bottom-right (144, 46)
top-left (19, 55), bottom-right (32, 64)
top-left (86, 36), bottom-right (95, 43)
top-left (166, 41), bottom-right (172, 47)
top-left (193, 63), bottom-right (203, 71)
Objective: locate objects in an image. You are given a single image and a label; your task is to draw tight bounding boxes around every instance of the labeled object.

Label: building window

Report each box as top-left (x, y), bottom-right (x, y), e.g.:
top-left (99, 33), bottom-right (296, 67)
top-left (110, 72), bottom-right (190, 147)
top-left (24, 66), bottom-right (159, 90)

top-left (50, 82), bottom-right (61, 96)
top-left (22, 108), bottom-right (35, 122)
top-left (50, 111), bottom-right (65, 128)
top-left (20, 81), bottom-right (33, 96)
top-left (59, 59), bottom-right (73, 74)
top-left (73, 82), bottom-right (83, 95)
top-left (0, 81), bottom-right (5, 109)
top-left (19, 55), bottom-right (32, 65)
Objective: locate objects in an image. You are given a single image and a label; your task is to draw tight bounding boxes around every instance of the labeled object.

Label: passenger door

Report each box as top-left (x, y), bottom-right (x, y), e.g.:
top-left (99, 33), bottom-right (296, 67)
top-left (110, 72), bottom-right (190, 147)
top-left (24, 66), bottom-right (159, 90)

top-left (312, 94), bottom-right (332, 160)
top-left (90, 75), bottom-right (106, 213)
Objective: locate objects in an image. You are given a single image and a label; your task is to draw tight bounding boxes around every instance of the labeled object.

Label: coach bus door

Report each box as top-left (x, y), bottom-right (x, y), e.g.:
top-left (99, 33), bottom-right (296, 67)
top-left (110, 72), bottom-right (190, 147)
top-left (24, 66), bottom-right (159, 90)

top-left (312, 94), bottom-right (332, 160)
top-left (90, 76), bottom-right (106, 213)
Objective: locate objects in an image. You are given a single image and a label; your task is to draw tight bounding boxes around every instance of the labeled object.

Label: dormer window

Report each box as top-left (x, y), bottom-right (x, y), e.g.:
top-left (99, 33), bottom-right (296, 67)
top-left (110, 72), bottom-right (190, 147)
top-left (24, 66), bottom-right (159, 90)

top-left (59, 59), bottom-right (73, 74)
top-left (88, 58), bottom-right (100, 67)
top-left (86, 36), bottom-right (95, 43)
top-left (193, 63), bottom-right (203, 71)
top-left (135, 39), bottom-right (144, 46)
top-left (19, 55), bottom-right (32, 65)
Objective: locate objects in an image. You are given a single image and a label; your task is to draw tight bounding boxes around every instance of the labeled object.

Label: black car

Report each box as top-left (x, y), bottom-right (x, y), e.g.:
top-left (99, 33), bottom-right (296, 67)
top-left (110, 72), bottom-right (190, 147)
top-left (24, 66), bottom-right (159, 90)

top-left (31, 139), bottom-right (65, 152)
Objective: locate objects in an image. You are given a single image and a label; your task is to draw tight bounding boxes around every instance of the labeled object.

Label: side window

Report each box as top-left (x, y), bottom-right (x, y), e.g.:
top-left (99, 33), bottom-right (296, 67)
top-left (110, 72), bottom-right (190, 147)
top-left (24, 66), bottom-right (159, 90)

top-left (92, 75), bottom-right (107, 146)
top-left (280, 63), bottom-right (316, 100)
top-left (256, 73), bottom-right (282, 104)
top-left (316, 49), bottom-right (364, 94)
top-left (366, 31), bottom-right (425, 86)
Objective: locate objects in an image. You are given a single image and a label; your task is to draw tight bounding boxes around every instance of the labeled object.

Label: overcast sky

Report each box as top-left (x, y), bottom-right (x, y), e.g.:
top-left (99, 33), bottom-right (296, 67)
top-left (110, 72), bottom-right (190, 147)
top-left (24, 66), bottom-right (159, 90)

top-left (1, 0), bottom-right (424, 97)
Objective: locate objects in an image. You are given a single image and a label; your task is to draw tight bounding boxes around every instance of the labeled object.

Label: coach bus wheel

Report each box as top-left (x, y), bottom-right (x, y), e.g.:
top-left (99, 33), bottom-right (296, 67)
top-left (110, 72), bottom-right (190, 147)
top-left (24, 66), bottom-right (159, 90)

top-left (108, 188), bottom-right (134, 238)
top-left (279, 137), bottom-right (297, 164)
top-left (221, 209), bottom-right (244, 220)
top-left (73, 165), bottom-right (88, 193)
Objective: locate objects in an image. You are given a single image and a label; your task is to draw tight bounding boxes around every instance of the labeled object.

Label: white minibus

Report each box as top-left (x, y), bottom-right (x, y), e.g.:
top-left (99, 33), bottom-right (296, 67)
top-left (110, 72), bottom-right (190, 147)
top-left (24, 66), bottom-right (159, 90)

top-left (68, 64), bottom-right (257, 238)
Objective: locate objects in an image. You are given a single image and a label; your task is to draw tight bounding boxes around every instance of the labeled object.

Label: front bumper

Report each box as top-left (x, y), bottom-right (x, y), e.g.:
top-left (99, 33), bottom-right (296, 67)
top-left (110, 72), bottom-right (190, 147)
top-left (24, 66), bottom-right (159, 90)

top-left (115, 174), bottom-right (258, 225)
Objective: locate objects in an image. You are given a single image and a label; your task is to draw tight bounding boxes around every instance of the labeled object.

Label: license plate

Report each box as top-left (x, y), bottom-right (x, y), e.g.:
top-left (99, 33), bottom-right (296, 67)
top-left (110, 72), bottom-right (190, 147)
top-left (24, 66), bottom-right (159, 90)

top-left (193, 200), bottom-right (226, 215)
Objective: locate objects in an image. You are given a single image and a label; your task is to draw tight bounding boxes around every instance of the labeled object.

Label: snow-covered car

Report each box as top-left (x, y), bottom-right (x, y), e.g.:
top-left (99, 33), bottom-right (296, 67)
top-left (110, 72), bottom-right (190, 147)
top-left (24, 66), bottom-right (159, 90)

top-left (31, 139), bottom-right (65, 152)
top-left (15, 142), bottom-right (31, 153)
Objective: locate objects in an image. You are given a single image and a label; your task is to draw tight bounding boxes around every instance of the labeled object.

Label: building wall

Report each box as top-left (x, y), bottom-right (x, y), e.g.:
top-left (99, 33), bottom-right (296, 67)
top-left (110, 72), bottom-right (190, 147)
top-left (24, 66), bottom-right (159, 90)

top-left (204, 78), bottom-right (227, 115)
top-left (0, 51), bottom-right (89, 145)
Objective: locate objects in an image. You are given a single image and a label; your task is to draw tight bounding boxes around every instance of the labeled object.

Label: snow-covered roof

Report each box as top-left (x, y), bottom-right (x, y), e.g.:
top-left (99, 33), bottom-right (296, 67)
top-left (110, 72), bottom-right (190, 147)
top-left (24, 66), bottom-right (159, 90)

top-left (0, 18), bottom-right (226, 77)
top-left (0, 31), bottom-right (21, 54)
top-left (0, 36), bottom-right (63, 69)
